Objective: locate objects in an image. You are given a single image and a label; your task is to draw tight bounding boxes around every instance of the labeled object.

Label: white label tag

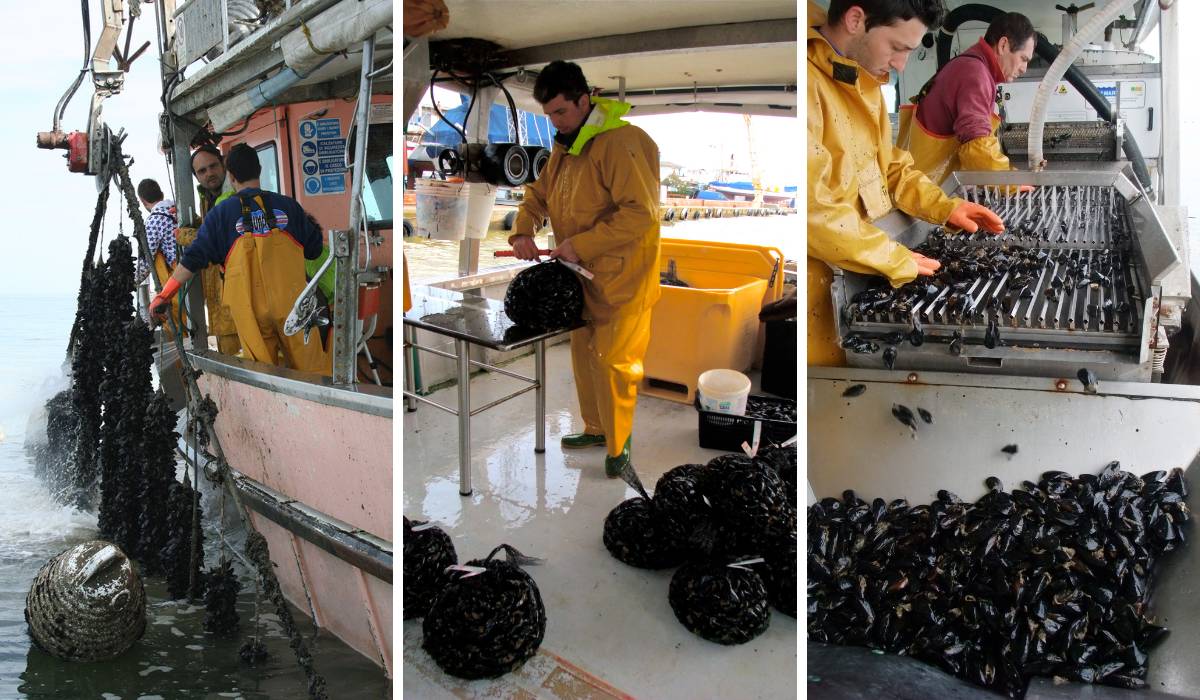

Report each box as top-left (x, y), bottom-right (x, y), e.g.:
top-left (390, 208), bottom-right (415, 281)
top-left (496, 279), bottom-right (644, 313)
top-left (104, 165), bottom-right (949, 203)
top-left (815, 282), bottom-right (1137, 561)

top-left (781, 434), bottom-right (798, 447)
top-left (556, 259), bottom-right (595, 280)
top-left (411, 522), bottom-right (439, 532)
top-left (728, 557), bottom-right (766, 571)
top-left (446, 564), bottom-right (486, 578)
top-left (741, 422), bottom-right (762, 458)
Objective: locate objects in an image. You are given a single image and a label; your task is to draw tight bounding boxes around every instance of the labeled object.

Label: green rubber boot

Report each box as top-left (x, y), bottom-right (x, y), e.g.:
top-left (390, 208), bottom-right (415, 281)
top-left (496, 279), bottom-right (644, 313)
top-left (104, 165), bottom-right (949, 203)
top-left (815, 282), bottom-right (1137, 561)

top-left (561, 432), bottom-right (606, 449)
top-left (604, 437), bottom-right (632, 479)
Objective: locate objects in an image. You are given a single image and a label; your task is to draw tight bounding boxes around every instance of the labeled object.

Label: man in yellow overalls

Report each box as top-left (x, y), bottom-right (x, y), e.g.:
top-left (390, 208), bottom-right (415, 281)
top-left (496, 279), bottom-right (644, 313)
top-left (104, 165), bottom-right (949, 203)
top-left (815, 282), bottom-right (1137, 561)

top-left (180, 145), bottom-right (242, 355)
top-left (807, 0), bottom-right (1005, 366)
top-left (150, 144), bottom-right (330, 374)
top-left (509, 60), bottom-right (661, 478)
top-left (895, 12), bottom-right (1035, 184)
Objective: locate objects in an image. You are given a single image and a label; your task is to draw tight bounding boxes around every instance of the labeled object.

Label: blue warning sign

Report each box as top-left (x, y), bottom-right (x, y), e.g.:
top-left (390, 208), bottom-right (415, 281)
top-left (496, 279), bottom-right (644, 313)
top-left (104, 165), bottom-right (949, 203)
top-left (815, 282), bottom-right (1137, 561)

top-left (297, 118), bottom-right (347, 196)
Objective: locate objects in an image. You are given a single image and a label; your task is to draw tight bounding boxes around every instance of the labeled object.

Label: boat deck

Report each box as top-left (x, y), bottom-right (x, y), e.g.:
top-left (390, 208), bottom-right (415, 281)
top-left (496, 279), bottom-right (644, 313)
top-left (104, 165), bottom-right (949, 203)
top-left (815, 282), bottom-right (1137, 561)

top-left (402, 341), bottom-right (797, 698)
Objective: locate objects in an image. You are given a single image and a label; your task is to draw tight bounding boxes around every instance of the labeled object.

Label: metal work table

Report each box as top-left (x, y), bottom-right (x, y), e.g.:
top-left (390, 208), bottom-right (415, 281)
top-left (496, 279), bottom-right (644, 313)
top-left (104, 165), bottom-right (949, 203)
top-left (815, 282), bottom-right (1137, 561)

top-left (401, 285), bottom-right (583, 496)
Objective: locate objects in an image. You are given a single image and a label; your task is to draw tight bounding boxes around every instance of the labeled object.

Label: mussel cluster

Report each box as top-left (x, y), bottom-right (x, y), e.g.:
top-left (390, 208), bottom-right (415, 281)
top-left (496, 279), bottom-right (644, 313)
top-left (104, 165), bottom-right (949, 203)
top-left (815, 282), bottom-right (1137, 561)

top-left (421, 544), bottom-right (547, 679)
top-left (808, 462), bottom-right (1189, 698)
top-left (603, 447), bottom-right (798, 645)
top-left (842, 228), bottom-right (1134, 356)
top-left (402, 516), bottom-right (458, 619)
top-left (743, 396), bottom-right (797, 423)
top-left (503, 261), bottom-right (584, 332)
top-left (203, 559), bottom-right (242, 636)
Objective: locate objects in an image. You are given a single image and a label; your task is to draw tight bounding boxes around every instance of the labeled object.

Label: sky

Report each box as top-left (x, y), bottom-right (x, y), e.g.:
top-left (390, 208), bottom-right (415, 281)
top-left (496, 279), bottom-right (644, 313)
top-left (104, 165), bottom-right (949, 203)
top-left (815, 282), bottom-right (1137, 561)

top-left (2, 6), bottom-right (170, 298)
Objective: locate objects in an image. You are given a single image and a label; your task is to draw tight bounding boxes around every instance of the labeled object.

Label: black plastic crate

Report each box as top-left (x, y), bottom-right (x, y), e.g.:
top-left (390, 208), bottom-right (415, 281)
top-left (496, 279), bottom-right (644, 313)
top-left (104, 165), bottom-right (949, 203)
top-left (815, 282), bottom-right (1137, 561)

top-left (694, 394), bottom-right (797, 452)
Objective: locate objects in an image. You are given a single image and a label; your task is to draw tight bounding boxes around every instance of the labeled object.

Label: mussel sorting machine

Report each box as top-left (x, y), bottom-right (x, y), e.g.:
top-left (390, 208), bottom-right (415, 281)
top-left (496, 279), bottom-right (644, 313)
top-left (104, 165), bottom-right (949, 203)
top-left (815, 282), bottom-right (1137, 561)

top-left (832, 167), bottom-right (1188, 382)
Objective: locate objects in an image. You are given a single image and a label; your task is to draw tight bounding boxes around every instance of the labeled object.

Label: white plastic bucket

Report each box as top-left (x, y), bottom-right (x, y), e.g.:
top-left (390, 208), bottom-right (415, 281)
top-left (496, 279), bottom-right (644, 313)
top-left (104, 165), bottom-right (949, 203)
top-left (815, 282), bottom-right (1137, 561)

top-left (464, 182), bottom-right (498, 239)
top-left (415, 177), bottom-right (468, 240)
top-left (697, 369), bottom-right (752, 416)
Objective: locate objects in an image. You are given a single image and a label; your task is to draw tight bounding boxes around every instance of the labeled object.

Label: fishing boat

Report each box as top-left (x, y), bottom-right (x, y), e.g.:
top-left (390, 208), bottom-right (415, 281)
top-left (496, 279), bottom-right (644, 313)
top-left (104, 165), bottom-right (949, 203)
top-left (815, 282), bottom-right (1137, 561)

top-left (402, 1), bottom-right (798, 696)
top-left (36, 0), bottom-right (396, 676)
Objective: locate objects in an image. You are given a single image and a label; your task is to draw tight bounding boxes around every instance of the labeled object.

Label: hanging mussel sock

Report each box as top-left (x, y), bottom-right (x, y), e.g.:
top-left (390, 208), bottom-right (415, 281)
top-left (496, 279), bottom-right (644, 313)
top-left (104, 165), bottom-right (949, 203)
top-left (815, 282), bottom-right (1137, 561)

top-left (203, 559), bottom-right (242, 636)
top-left (422, 544), bottom-right (547, 679)
top-left (669, 554), bottom-right (771, 645)
top-left (403, 517), bottom-right (458, 619)
top-left (603, 497), bottom-right (686, 569)
top-left (503, 261), bottom-right (584, 332)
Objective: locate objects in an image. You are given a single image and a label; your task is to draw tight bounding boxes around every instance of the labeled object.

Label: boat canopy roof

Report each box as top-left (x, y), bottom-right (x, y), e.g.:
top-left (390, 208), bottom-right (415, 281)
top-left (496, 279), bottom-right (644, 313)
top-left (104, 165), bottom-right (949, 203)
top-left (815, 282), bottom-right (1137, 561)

top-left (422, 0), bottom-right (796, 117)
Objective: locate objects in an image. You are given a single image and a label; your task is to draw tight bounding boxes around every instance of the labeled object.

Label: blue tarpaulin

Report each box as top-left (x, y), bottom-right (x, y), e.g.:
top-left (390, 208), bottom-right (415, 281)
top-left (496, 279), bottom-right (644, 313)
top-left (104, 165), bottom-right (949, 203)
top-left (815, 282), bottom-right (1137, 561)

top-left (423, 96), bottom-right (556, 148)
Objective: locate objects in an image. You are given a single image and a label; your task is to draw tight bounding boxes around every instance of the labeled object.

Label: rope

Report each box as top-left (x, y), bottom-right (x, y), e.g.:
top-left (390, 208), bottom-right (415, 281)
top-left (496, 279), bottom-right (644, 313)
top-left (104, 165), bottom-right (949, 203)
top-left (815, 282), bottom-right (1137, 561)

top-left (111, 140), bottom-right (329, 698)
top-left (299, 20), bottom-right (337, 56)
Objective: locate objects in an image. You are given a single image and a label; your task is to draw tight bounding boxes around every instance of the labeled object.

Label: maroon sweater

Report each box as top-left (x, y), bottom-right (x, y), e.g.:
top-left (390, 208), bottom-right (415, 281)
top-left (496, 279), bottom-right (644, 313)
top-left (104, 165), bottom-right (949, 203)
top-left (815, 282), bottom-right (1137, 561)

top-left (914, 38), bottom-right (1006, 142)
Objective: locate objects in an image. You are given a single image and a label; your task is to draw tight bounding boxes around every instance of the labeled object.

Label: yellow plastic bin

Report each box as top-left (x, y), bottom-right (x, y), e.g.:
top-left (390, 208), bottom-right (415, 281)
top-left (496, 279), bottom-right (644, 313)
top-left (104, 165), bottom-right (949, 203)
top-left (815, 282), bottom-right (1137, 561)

top-left (642, 268), bottom-right (768, 404)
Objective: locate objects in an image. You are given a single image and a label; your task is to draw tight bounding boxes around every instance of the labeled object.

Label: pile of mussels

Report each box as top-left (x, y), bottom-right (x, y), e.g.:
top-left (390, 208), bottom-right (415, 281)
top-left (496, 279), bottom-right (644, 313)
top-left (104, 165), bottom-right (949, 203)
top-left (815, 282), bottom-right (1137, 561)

top-left (808, 462), bottom-right (1189, 698)
top-left (604, 444), bottom-right (798, 644)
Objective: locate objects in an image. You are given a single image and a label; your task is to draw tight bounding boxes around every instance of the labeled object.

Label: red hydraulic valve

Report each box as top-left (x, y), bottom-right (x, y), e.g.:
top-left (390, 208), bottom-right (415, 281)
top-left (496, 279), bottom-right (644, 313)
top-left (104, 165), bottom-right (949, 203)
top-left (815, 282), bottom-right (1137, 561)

top-left (35, 130), bottom-right (89, 173)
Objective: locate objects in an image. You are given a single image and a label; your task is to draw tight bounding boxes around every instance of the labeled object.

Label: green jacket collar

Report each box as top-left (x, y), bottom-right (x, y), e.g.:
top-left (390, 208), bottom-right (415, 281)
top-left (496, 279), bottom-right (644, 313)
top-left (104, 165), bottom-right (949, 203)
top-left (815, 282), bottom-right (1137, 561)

top-left (566, 96), bottom-right (632, 156)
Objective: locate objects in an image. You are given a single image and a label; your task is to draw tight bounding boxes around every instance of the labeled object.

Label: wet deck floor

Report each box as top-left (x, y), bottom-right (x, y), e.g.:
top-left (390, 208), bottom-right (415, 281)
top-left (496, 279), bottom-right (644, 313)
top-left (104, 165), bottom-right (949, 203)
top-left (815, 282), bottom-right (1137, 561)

top-left (402, 341), bottom-right (797, 698)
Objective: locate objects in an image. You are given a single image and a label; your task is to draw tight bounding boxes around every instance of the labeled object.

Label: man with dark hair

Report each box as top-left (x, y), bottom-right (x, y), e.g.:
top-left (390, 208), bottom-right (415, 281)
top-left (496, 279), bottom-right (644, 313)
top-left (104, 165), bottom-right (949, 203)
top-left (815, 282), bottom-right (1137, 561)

top-left (179, 144), bottom-right (241, 355)
top-left (150, 143), bottom-right (329, 374)
top-left (508, 59), bottom-right (661, 479)
top-left (807, 0), bottom-right (1005, 366)
top-left (896, 11), bottom-right (1036, 183)
top-left (135, 178), bottom-right (183, 331)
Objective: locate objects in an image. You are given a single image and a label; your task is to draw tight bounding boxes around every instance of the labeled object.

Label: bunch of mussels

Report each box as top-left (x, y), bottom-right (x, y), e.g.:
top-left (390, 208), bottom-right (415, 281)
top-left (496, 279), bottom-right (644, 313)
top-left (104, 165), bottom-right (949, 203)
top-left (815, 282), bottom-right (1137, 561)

top-left (842, 229), bottom-right (1133, 356)
top-left (603, 446), bottom-right (798, 644)
top-left (808, 462), bottom-right (1189, 698)
top-left (503, 261), bottom-right (584, 332)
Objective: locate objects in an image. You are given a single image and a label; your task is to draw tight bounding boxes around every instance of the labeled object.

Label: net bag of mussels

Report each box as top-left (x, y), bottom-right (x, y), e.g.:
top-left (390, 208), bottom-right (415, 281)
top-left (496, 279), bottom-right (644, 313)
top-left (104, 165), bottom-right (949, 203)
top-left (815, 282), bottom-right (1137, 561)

top-left (669, 554), bottom-right (771, 645)
top-left (706, 453), bottom-right (797, 553)
top-left (602, 495), bottom-right (688, 569)
top-left (503, 261), bottom-right (584, 332)
top-left (652, 463), bottom-right (717, 551)
top-left (422, 544), bottom-right (546, 679)
top-left (403, 517), bottom-right (457, 620)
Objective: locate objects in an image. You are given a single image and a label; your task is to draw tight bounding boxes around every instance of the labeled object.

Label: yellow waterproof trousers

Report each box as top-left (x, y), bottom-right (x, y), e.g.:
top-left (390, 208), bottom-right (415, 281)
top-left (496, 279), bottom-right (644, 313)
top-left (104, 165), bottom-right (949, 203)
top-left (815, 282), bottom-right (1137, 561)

top-left (221, 196), bottom-right (331, 375)
top-left (807, 258), bottom-right (846, 367)
top-left (178, 226), bottom-right (241, 354)
top-left (570, 308), bottom-right (653, 458)
top-left (153, 253), bottom-right (186, 340)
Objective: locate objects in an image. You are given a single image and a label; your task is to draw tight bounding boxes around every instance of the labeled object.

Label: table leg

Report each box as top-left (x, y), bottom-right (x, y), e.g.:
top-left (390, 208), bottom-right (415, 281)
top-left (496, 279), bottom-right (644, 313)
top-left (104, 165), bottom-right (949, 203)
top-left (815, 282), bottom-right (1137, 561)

top-left (404, 325), bottom-right (417, 413)
top-left (535, 339), bottom-right (546, 454)
top-left (457, 338), bottom-right (472, 496)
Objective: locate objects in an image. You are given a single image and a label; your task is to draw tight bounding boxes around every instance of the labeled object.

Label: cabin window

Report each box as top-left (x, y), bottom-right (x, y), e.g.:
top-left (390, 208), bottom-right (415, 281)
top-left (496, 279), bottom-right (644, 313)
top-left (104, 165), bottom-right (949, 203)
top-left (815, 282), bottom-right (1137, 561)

top-left (256, 142), bottom-right (280, 194)
top-left (360, 123), bottom-right (394, 226)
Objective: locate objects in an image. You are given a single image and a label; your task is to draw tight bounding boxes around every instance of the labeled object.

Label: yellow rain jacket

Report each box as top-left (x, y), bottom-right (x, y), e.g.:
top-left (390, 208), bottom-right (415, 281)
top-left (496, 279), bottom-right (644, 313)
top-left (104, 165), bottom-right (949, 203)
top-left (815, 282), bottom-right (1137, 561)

top-left (807, 27), bottom-right (964, 365)
top-left (221, 194), bottom-right (331, 374)
top-left (152, 250), bottom-right (187, 337)
top-left (509, 96), bottom-right (661, 458)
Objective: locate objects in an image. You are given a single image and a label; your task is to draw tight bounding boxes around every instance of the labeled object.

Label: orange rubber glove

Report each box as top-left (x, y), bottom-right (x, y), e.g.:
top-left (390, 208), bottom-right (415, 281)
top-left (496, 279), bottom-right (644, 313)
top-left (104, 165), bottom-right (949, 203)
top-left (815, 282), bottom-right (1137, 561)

top-left (150, 277), bottom-right (181, 323)
top-left (947, 201), bottom-right (1004, 234)
top-left (912, 251), bottom-right (941, 277)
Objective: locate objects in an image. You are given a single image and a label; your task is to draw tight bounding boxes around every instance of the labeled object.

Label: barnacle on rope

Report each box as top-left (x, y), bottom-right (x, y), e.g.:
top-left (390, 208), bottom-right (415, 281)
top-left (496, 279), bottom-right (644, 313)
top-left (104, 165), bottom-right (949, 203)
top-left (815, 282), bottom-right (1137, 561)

top-left (246, 531), bottom-right (329, 699)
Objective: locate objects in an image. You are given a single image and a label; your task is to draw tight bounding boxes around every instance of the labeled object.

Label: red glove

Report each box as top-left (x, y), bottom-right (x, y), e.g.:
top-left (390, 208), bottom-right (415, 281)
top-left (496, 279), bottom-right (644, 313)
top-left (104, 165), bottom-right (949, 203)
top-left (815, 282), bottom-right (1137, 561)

top-left (947, 201), bottom-right (1004, 234)
top-left (150, 277), bottom-right (181, 323)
